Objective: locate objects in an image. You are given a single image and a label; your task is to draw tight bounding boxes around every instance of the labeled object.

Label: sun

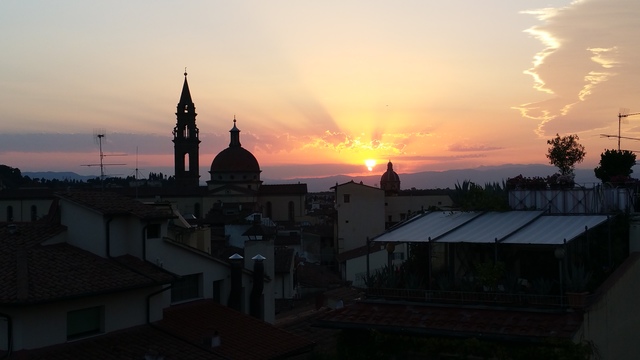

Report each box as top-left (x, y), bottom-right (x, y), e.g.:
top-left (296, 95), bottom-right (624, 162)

top-left (365, 159), bottom-right (377, 171)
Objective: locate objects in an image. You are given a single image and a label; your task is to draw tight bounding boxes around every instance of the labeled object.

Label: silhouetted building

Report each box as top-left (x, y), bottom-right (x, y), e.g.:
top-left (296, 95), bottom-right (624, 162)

top-left (208, 118), bottom-right (262, 192)
top-left (173, 71), bottom-right (201, 188)
top-left (380, 160), bottom-right (400, 195)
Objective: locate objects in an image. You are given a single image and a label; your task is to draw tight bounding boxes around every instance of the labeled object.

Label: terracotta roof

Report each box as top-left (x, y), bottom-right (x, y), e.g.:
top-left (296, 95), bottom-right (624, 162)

top-left (331, 180), bottom-right (383, 191)
top-left (0, 187), bottom-right (55, 199)
top-left (336, 242), bottom-right (386, 262)
top-left (7, 325), bottom-right (226, 359)
top-left (0, 222), bottom-right (175, 305)
top-left (259, 183), bottom-right (308, 195)
top-left (56, 190), bottom-right (175, 220)
top-left (157, 299), bottom-right (315, 359)
top-left (315, 301), bottom-right (583, 341)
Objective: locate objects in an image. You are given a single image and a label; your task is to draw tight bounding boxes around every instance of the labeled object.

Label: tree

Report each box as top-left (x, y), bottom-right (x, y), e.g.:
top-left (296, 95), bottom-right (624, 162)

top-left (594, 149), bottom-right (636, 183)
top-left (546, 134), bottom-right (586, 176)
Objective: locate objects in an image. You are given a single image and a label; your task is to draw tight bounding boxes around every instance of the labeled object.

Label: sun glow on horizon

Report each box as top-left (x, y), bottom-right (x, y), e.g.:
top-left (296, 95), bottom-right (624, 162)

top-left (365, 159), bottom-right (376, 171)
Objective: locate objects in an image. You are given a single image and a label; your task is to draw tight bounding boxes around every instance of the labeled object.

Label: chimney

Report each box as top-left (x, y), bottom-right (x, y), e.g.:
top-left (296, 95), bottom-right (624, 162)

top-left (202, 328), bottom-right (221, 348)
top-left (227, 253), bottom-right (243, 311)
top-left (250, 254), bottom-right (265, 319)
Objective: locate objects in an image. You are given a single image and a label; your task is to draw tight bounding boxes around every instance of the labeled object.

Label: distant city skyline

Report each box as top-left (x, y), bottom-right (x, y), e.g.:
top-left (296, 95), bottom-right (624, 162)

top-left (2, 1), bottom-right (640, 180)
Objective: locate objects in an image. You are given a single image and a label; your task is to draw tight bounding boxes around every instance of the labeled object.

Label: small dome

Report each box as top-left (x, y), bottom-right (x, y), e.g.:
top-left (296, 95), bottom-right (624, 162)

top-left (380, 161), bottom-right (400, 193)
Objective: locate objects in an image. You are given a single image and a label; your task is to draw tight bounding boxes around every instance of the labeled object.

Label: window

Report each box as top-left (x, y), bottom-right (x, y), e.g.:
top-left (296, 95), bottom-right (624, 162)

top-left (146, 224), bottom-right (161, 239)
top-left (343, 194), bottom-right (350, 203)
top-left (67, 306), bottom-right (104, 340)
top-left (288, 201), bottom-right (295, 221)
top-left (265, 202), bottom-right (272, 219)
top-left (184, 153), bottom-right (190, 171)
top-left (30, 205), bottom-right (37, 221)
top-left (6, 206), bottom-right (13, 222)
top-left (212, 280), bottom-right (223, 304)
top-left (388, 215), bottom-right (392, 222)
top-left (392, 252), bottom-right (405, 261)
top-left (171, 273), bottom-right (202, 303)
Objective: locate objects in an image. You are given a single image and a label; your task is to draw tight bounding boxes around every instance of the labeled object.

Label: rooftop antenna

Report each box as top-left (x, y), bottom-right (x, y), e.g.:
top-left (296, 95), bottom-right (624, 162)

top-left (81, 129), bottom-right (126, 190)
top-left (600, 108), bottom-right (640, 151)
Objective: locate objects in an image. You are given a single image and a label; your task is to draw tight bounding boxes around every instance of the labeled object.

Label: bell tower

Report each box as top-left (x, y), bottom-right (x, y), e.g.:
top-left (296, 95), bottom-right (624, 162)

top-left (172, 70), bottom-right (200, 187)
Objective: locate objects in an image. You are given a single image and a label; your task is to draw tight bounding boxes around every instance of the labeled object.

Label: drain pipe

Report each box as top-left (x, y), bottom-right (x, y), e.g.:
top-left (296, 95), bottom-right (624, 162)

top-left (105, 216), bottom-right (114, 258)
top-left (142, 224), bottom-right (149, 262)
top-left (0, 313), bottom-right (12, 359)
top-left (146, 285), bottom-right (172, 324)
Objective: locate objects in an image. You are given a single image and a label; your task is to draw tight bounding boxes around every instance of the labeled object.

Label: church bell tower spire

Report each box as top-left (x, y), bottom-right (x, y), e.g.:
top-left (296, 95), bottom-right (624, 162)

top-left (172, 70), bottom-right (201, 187)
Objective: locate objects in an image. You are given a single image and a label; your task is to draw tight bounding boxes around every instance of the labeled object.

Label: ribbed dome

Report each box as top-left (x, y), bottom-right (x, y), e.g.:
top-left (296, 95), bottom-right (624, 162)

top-left (210, 146), bottom-right (260, 173)
top-left (380, 161), bottom-right (400, 193)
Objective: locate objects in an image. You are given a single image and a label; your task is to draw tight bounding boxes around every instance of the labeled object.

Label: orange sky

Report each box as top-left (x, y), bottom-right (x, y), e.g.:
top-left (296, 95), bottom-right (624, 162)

top-left (2, 1), bottom-right (640, 181)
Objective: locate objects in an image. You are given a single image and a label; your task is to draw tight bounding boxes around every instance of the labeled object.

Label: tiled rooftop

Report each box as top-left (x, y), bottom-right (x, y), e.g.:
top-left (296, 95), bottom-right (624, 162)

top-left (158, 299), bottom-right (315, 359)
top-left (7, 325), bottom-right (227, 360)
top-left (0, 222), bottom-right (175, 304)
top-left (259, 183), bottom-right (308, 195)
top-left (336, 242), bottom-right (386, 262)
top-left (315, 301), bottom-right (583, 341)
top-left (56, 190), bottom-right (175, 220)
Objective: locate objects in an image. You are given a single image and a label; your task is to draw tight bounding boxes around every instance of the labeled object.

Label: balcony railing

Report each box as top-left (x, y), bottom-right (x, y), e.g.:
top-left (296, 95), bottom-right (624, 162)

top-left (365, 287), bottom-right (583, 310)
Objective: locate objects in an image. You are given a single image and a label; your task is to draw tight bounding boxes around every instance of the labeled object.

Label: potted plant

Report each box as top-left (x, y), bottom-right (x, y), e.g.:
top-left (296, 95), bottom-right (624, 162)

top-left (564, 264), bottom-right (592, 309)
top-left (475, 261), bottom-right (505, 292)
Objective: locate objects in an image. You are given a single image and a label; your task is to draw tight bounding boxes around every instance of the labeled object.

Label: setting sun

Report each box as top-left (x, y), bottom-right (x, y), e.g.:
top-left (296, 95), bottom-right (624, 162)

top-left (365, 159), bottom-right (377, 171)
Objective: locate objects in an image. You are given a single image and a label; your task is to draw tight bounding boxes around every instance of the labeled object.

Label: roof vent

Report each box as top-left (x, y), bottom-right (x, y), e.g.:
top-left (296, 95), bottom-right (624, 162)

top-left (202, 329), bottom-right (221, 348)
top-left (144, 349), bottom-right (165, 360)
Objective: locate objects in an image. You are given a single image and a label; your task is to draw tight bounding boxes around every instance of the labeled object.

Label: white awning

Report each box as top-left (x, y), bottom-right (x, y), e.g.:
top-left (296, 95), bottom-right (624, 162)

top-left (372, 211), bottom-right (609, 246)
top-left (434, 211), bottom-right (544, 243)
top-left (502, 215), bottom-right (609, 245)
top-left (373, 211), bottom-right (483, 243)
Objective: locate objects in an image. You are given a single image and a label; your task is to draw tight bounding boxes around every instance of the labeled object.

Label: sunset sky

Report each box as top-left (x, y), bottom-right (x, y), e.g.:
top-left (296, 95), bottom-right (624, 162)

top-left (2, 1), bottom-right (640, 181)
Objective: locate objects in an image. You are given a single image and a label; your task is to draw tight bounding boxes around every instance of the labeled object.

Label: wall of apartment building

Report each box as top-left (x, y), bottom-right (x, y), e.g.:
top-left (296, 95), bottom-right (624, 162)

top-left (578, 254), bottom-right (640, 358)
top-left (1, 286), bottom-right (167, 351)
top-left (335, 182), bottom-right (385, 253)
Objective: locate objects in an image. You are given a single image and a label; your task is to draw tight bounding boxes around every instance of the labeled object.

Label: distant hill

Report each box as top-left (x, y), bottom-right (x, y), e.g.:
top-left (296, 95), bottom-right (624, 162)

top-left (264, 164), bottom-right (602, 192)
top-left (23, 164), bottom-right (605, 193)
top-left (23, 171), bottom-right (97, 182)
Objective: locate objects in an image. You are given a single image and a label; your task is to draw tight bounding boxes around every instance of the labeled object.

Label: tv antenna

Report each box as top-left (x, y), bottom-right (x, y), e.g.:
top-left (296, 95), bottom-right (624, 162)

top-left (600, 108), bottom-right (640, 150)
top-left (81, 130), bottom-right (126, 189)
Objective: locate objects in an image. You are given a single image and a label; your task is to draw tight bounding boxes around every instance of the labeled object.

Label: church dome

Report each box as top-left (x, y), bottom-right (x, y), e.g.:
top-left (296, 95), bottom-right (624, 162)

top-left (210, 119), bottom-right (260, 174)
top-left (210, 146), bottom-right (260, 173)
top-left (380, 161), bottom-right (400, 194)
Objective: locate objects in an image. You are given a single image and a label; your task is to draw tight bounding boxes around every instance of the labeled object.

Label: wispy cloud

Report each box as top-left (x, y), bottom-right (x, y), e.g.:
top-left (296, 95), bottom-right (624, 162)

top-left (515, 0), bottom-right (639, 136)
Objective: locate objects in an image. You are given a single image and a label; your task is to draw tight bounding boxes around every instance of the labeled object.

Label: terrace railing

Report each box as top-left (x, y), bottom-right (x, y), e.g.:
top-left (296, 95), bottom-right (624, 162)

top-left (508, 186), bottom-right (636, 213)
top-left (365, 287), bottom-right (583, 310)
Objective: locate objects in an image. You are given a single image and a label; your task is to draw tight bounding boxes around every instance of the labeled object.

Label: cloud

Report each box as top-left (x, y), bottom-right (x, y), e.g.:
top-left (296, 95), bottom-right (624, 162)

top-left (516, 0), bottom-right (640, 136)
top-left (0, 132), bottom-right (171, 155)
top-left (448, 143), bottom-right (503, 152)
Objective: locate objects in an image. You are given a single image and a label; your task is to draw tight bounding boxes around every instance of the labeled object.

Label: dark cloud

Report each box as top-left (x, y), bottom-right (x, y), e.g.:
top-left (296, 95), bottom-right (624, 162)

top-left (448, 143), bottom-right (503, 152)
